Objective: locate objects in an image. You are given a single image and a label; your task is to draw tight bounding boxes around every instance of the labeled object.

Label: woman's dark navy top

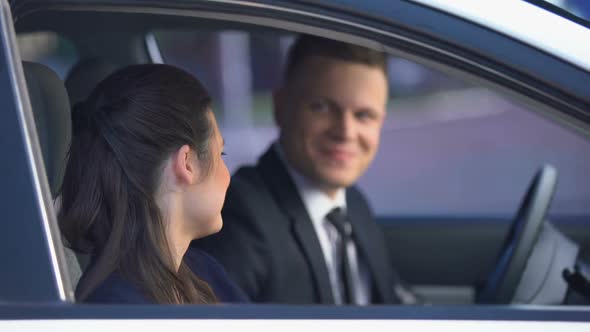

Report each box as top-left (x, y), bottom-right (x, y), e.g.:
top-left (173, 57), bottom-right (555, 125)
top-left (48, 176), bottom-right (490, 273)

top-left (84, 249), bottom-right (249, 304)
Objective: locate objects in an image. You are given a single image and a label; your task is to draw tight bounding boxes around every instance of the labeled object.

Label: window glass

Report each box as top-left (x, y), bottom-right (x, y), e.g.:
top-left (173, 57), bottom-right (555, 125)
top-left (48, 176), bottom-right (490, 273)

top-left (154, 29), bottom-right (590, 217)
top-left (17, 32), bottom-right (78, 79)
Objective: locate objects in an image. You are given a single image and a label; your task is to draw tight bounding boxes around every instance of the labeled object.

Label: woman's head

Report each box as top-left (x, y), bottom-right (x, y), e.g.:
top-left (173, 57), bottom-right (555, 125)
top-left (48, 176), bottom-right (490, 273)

top-left (59, 64), bottom-right (229, 303)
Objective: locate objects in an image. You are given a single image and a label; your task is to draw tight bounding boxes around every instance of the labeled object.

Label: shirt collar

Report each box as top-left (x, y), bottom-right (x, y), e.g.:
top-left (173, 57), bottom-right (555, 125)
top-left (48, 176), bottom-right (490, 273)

top-left (273, 142), bottom-right (347, 226)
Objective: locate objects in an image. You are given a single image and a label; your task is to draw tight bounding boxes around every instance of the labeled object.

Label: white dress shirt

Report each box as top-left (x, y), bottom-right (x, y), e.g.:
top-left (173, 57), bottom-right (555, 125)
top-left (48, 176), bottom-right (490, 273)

top-left (274, 143), bottom-right (371, 305)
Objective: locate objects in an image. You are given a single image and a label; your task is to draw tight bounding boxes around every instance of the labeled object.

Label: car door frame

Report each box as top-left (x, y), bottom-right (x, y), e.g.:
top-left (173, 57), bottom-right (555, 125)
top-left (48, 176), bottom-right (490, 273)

top-left (2, 0), bottom-right (590, 327)
top-left (0, 0), bottom-right (73, 303)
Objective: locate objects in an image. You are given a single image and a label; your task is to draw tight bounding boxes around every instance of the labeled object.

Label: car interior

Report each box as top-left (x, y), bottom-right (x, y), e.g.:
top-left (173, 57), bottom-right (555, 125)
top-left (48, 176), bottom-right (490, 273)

top-left (12, 6), bottom-right (590, 306)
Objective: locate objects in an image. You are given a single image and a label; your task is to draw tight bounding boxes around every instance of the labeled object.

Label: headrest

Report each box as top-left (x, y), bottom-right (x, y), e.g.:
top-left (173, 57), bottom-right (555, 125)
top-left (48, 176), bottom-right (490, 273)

top-left (23, 61), bottom-right (72, 195)
top-left (65, 57), bottom-right (117, 105)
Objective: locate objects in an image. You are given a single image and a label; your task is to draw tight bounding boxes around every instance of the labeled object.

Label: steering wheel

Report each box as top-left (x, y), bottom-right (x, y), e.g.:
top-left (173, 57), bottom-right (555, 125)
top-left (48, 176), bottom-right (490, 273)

top-left (476, 165), bottom-right (558, 304)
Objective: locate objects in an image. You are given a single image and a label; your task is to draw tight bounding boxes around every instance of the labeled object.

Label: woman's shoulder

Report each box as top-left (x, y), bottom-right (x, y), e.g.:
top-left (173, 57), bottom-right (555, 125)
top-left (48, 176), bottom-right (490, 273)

top-left (185, 248), bottom-right (249, 303)
top-left (82, 272), bottom-right (151, 304)
top-left (185, 248), bottom-right (231, 282)
top-left (186, 248), bottom-right (225, 269)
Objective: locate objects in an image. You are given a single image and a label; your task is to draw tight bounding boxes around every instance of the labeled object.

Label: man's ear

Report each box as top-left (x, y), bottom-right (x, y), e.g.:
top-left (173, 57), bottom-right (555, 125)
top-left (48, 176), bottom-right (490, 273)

top-left (172, 144), bottom-right (199, 185)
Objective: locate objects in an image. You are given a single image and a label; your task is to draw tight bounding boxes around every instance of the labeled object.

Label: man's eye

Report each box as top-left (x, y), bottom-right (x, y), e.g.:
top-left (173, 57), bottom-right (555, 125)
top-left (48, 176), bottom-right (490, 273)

top-left (309, 101), bottom-right (329, 113)
top-left (356, 111), bottom-right (375, 121)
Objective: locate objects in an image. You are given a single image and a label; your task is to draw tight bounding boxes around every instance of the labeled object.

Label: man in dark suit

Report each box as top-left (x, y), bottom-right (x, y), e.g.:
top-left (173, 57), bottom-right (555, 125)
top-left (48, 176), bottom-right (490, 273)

top-left (193, 35), bottom-right (416, 305)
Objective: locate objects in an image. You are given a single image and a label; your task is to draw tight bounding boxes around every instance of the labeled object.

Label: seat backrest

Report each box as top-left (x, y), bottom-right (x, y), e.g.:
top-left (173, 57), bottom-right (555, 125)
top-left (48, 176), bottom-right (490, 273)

top-left (23, 61), bottom-right (72, 196)
top-left (22, 61), bottom-right (82, 292)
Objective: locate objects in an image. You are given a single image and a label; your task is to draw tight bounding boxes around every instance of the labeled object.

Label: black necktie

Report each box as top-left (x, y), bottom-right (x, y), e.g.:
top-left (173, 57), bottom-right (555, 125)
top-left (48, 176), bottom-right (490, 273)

top-left (326, 207), bottom-right (357, 304)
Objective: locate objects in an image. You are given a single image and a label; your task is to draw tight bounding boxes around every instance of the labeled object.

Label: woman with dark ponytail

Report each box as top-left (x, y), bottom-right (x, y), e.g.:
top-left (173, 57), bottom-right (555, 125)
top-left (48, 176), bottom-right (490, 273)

top-left (59, 64), bottom-right (245, 304)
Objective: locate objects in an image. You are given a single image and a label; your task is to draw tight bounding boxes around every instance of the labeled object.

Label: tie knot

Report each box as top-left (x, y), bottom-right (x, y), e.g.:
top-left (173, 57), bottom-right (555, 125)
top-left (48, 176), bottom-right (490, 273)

top-left (326, 207), bottom-right (352, 238)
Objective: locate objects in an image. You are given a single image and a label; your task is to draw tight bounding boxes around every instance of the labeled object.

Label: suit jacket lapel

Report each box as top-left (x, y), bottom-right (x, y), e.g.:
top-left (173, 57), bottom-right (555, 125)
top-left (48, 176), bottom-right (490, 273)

top-left (346, 191), bottom-right (394, 303)
top-left (257, 147), bottom-right (335, 304)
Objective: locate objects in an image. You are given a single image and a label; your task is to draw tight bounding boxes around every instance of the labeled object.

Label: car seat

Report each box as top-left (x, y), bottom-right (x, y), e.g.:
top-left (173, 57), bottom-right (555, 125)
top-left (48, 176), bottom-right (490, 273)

top-left (22, 61), bottom-right (82, 295)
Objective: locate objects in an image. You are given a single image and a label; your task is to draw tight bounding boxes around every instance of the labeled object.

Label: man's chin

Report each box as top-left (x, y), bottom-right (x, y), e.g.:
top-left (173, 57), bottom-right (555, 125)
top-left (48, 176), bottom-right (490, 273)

top-left (316, 172), bottom-right (357, 190)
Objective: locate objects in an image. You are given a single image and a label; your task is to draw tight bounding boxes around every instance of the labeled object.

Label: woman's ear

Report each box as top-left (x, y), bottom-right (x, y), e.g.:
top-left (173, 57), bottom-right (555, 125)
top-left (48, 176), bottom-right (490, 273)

top-left (172, 144), bottom-right (199, 186)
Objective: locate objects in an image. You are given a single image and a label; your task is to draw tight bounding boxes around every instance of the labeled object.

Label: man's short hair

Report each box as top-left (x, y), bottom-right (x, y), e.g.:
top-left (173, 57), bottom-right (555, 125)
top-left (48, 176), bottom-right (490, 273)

top-left (284, 34), bottom-right (387, 82)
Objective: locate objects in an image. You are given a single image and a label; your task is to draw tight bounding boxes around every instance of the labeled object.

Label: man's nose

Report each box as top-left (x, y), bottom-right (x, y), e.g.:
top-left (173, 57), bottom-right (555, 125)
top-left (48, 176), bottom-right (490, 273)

top-left (331, 111), bottom-right (355, 140)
